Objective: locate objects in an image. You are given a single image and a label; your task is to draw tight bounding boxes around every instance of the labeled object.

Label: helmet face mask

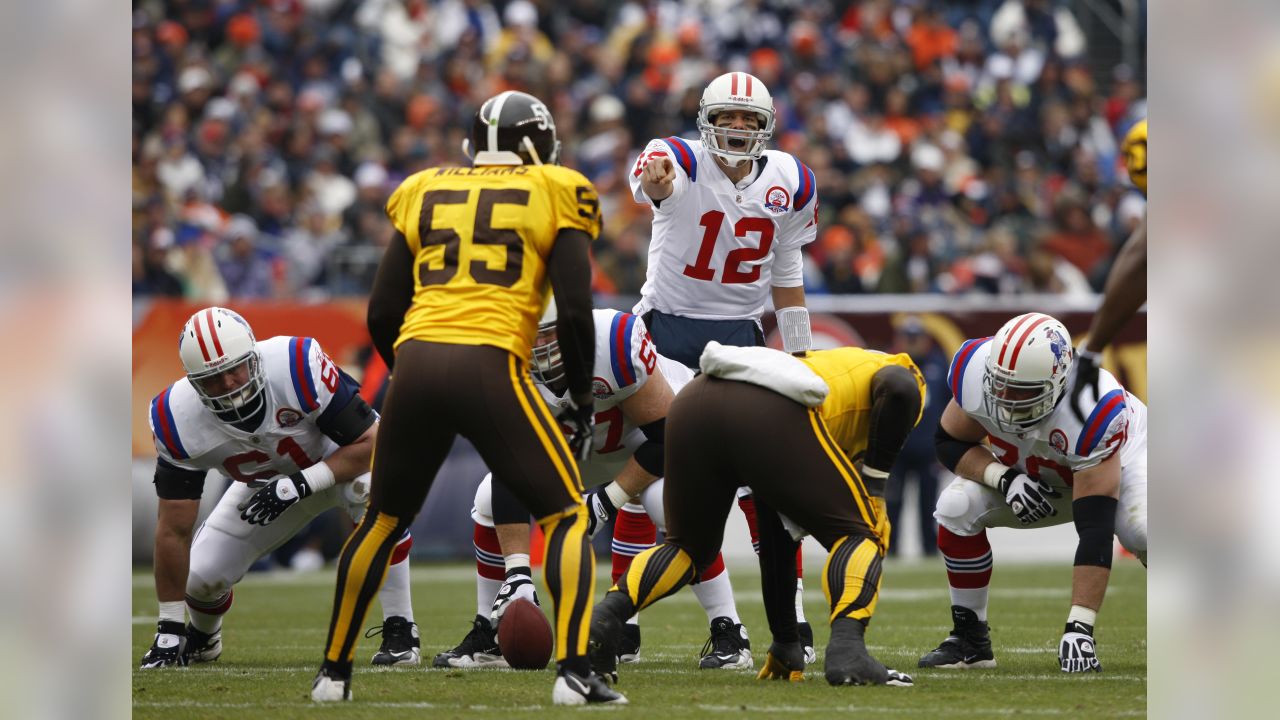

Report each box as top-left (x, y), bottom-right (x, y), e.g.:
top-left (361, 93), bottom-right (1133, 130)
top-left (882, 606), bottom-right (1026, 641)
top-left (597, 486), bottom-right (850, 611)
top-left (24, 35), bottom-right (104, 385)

top-left (529, 298), bottom-right (567, 393)
top-left (179, 307), bottom-right (267, 423)
top-left (463, 90), bottom-right (561, 167)
top-left (697, 72), bottom-right (775, 166)
top-left (981, 313), bottom-right (1074, 433)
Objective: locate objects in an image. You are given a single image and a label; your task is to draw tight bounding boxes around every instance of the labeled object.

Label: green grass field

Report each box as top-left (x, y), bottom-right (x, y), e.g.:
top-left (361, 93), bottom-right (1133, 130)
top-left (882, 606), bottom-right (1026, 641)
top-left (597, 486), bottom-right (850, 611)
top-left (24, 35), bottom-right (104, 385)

top-left (132, 559), bottom-right (1146, 718)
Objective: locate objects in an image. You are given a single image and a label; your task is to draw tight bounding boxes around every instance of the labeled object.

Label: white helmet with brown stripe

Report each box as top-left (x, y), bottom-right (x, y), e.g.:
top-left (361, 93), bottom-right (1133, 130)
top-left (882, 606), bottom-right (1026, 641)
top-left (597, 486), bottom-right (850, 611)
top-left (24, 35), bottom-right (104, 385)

top-left (178, 307), bottom-right (266, 422)
top-left (982, 312), bottom-right (1074, 432)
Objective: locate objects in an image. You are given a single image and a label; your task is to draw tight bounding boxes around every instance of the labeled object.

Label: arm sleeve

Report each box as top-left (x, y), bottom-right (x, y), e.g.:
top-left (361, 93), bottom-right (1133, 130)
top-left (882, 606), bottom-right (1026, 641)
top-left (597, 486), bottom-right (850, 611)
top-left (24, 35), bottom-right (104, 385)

top-left (546, 228), bottom-right (596, 401)
top-left (316, 368), bottom-right (377, 446)
top-left (153, 457), bottom-right (207, 500)
top-left (366, 231), bottom-right (415, 370)
top-left (753, 498), bottom-right (801, 643)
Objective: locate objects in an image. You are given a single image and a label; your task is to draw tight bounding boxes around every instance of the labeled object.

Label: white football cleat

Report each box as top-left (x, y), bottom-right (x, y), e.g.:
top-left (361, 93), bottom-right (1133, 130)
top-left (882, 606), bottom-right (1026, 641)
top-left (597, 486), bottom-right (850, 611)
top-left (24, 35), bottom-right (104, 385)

top-left (311, 668), bottom-right (351, 702)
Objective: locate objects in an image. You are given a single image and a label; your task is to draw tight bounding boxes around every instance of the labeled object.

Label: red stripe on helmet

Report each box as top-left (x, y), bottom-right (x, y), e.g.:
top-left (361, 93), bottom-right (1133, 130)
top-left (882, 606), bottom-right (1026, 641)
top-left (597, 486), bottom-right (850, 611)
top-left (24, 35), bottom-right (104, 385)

top-left (746, 74), bottom-right (753, 96)
top-left (996, 314), bottom-right (1037, 366)
top-left (1007, 316), bottom-right (1051, 370)
top-left (731, 73), bottom-right (739, 95)
top-left (193, 316), bottom-right (211, 362)
top-left (205, 309), bottom-right (224, 358)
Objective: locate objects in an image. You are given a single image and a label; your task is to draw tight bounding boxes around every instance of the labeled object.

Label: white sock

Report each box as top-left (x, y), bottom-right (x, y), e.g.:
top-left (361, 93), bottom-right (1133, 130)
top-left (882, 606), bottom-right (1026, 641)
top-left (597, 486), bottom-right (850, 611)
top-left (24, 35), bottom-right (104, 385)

top-left (188, 600), bottom-right (223, 635)
top-left (950, 587), bottom-right (990, 622)
top-left (693, 570), bottom-right (740, 624)
top-left (158, 600), bottom-right (185, 624)
top-left (379, 558), bottom-right (415, 623)
top-left (794, 579), bottom-right (808, 624)
top-left (477, 574), bottom-right (501, 618)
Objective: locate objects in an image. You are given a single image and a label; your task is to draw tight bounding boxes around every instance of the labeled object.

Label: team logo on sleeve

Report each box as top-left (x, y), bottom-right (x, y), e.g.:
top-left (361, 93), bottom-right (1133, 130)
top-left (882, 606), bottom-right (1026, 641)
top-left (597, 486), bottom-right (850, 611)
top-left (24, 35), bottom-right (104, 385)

top-left (764, 186), bottom-right (791, 214)
top-left (592, 377), bottom-right (614, 400)
top-left (276, 408), bottom-right (304, 428)
top-left (1049, 428), bottom-right (1069, 455)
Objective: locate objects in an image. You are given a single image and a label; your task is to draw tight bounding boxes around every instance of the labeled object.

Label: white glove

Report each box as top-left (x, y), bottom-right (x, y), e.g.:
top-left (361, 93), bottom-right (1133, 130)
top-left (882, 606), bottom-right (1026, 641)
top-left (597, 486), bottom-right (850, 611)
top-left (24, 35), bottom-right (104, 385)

top-left (490, 573), bottom-right (540, 627)
top-left (997, 469), bottom-right (1060, 524)
top-left (1059, 620), bottom-right (1102, 672)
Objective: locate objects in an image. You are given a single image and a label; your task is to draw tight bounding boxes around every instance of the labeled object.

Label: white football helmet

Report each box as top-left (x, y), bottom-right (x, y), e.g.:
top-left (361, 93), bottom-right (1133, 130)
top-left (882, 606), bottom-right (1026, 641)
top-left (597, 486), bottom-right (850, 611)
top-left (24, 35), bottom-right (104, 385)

top-left (178, 307), bottom-right (266, 422)
top-left (982, 312), bottom-right (1074, 432)
top-left (529, 298), bottom-right (563, 387)
top-left (697, 71), bottom-right (775, 166)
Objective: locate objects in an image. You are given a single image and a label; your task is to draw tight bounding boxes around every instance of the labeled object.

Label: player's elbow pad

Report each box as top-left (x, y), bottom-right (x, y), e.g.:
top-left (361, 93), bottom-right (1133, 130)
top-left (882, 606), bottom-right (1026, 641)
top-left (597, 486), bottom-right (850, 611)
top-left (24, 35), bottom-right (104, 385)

top-left (1073, 495), bottom-right (1118, 568)
top-left (934, 425), bottom-right (978, 474)
top-left (633, 418), bottom-right (666, 477)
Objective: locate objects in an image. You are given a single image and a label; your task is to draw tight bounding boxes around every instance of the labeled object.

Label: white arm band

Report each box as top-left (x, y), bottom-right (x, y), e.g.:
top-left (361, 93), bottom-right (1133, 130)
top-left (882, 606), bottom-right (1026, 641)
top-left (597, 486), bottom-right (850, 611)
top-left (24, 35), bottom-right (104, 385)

top-left (775, 306), bottom-right (813, 354)
top-left (981, 462), bottom-right (1010, 491)
top-left (300, 461), bottom-right (336, 493)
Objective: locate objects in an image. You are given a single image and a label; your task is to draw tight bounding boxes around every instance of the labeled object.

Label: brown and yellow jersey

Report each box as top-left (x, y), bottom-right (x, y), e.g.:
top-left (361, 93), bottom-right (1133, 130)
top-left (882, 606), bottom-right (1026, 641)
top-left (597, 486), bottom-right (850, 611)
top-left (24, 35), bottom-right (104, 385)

top-left (384, 163), bottom-right (601, 360)
top-left (799, 348), bottom-right (926, 462)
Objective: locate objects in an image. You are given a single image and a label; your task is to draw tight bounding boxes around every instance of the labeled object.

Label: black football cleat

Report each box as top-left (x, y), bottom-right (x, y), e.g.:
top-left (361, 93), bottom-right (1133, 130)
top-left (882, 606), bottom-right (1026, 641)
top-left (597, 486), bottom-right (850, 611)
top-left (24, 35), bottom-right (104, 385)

top-left (368, 616), bottom-right (421, 666)
top-left (699, 616), bottom-right (753, 669)
top-left (918, 605), bottom-right (997, 669)
top-left (432, 615), bottom-right (505, 668)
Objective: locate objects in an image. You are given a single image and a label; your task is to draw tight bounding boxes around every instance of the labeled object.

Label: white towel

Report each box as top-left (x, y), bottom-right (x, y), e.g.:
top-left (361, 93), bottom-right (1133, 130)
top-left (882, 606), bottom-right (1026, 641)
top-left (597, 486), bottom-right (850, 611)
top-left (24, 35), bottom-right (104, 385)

top-left (698, 341), bottom-right (829, 408)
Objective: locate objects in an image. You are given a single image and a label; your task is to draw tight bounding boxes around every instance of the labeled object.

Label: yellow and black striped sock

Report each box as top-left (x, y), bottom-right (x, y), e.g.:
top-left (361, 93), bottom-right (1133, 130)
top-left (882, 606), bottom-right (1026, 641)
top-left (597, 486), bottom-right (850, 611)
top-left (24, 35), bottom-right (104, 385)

top-left (616, 543), bottom-right (695, 612)
top-left (322, 510), bottom-right (410, 676)
top-left (538, 505), bottom-right (594, 663)
top-left (822, 535), bottom-right (884, 624)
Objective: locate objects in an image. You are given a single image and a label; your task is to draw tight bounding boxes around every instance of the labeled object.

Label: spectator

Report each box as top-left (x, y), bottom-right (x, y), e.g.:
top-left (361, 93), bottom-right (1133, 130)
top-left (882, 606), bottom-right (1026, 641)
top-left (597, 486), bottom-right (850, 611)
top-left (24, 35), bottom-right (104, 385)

top-left (217, 215), bottom-right (277, 299)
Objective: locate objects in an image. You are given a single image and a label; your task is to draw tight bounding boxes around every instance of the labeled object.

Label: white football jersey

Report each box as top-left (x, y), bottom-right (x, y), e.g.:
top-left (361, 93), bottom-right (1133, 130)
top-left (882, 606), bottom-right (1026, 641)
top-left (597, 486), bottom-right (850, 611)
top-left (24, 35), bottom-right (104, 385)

top-left (629, 137), bottom-right (818, 321)
top-left (540, 308), bottom-right (694, 487)
top-left (148, 336), bottom-right (352, 483)
top-left (948, 336), bottom-right (1147, 491)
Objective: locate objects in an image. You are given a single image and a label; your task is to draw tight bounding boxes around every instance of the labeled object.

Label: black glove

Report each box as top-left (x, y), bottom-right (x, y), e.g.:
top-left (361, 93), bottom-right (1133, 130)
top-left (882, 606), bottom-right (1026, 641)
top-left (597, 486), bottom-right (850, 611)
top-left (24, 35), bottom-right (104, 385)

top-left (556, 398), bottom-right (595, 463)
top-left (584, 487), bottom-right (619, 538)
top-left (997, 468), bottom-right (1061, 524)
top-left (238, 472), bottom-right (313, 525)
top-left (1070, 348), bottom-right (1102, 423)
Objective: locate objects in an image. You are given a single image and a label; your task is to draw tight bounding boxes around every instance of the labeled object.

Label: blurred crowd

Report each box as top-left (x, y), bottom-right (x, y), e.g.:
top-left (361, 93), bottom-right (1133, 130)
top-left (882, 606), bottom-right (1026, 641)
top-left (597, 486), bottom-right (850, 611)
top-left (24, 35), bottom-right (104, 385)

top-left (132, 0), bottom-right (1147, 302)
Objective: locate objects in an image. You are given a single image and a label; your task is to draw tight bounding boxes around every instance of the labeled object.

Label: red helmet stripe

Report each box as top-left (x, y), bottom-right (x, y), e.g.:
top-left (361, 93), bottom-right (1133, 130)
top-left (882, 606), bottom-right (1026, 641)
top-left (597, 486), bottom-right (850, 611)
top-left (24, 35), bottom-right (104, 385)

top-left (731, 72), bottom-right (739, 95)
top-left (193, 315), bottom-right (212, 362)
top-left (1007, 316), bottom-right (1051, 370)
top-left (205, 308), bottom-right (224, 358)
top-left (746, 73), bottom-right (753, 96)
top-left (996, 313), bottom-right (1036, 366)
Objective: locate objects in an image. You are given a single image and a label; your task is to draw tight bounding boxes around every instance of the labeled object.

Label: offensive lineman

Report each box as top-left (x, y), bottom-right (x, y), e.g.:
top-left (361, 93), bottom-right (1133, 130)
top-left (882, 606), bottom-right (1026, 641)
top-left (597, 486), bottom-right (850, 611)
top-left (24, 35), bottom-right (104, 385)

top-left (140, 307), bottom-right (418, 668)
top-left (311, 90), bottom-right (624, 706)
top-left (434, 305), bottom-right (752, 671)
top-left (919, 312), bottom-right (1147, 673)
top-left (630, 70), bottom-right (822, 661)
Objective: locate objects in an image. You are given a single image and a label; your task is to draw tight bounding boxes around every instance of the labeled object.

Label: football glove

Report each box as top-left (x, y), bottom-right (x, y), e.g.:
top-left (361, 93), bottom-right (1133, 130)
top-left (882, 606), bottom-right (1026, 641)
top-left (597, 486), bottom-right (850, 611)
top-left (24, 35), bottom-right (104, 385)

top-left (490, 572), bottom-right (540, 627)
top-left (584, 488), bottom-right (619, 539)
top-left (139, 620), bottom-right (188, 669)
top-left (238, 473), bottom-right (313, 526)
top-left (556, 400), bottom-right (595, 463)
top-left (1069, 348), bottom-right (1102, 424)
top-left (997, 468), bottom-right (1060, 524)
top-left (1059, 620), bottom-right (1102, 673)
top-left (756, 640), bottom-right (806, 682)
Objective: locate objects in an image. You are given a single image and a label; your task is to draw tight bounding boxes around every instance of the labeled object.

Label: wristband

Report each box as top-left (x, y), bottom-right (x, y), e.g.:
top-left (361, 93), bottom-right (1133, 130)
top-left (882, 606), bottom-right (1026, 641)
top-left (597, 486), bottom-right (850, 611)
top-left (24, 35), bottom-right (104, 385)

top-left (300, 461), bottom-right (336, 494)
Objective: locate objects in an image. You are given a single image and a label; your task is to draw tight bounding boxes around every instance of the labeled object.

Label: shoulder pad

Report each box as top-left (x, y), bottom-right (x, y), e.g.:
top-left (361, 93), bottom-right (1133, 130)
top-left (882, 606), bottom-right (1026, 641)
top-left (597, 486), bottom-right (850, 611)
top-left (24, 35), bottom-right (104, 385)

top-left (947, 337), bottom-right (992, 408)
top-left (658, 136), bottom-right (698, 182)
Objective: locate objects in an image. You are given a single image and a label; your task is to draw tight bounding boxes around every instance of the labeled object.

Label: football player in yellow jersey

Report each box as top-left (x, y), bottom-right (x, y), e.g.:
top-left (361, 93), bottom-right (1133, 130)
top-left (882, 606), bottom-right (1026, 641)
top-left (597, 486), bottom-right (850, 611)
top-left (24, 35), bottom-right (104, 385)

top-left (587, 345), bottom-right (926, 687)
top-left (313, 91), bottom-right (626, 706)
top-left (1070, 118), bottom-right (1146, 419)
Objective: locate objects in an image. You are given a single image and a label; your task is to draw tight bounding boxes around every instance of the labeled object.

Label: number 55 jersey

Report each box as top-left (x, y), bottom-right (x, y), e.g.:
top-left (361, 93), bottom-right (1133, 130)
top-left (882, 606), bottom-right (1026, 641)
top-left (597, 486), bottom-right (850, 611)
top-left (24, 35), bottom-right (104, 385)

top-left (540, 309), bottom-right (694, 488)
top-left (148, 336), bottom-right (360, 483)
top-left (628, 137), bottom-right (818, 322)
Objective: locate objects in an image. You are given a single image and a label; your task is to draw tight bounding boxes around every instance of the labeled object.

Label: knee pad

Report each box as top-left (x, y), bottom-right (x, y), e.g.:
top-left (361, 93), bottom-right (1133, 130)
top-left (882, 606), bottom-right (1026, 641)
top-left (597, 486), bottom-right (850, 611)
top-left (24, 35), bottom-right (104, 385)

top-left (186, 552), bottom-right (233, 602)
top-left (933, 481), bottom-right (978, 535)
top-left (640, 479), bottom-right (665, 533)
top-left (471, 474), bottom-right (495, 528)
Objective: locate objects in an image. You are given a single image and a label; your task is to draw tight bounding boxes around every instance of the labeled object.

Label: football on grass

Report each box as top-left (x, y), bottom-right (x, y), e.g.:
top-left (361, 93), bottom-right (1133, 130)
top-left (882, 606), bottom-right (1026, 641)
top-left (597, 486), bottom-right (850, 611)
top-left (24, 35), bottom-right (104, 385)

top-left (497, 598), bottom-right (553, 670)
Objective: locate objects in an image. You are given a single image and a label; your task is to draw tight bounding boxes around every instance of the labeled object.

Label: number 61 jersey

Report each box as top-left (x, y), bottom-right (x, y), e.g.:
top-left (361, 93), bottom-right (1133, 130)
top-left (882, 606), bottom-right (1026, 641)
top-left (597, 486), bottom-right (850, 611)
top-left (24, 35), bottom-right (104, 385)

top-left (148, 336), bottom-right (354, 484)
top-left (540, 309), bottom-right (694, 487)
top-left (948, 337), bottom-right (1148, 489)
